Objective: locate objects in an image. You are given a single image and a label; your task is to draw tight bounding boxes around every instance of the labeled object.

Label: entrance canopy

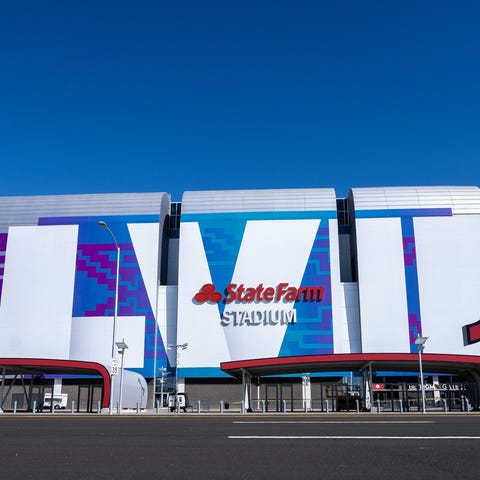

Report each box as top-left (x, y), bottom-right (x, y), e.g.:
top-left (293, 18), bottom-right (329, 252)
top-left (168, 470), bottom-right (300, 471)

top-left (221, 353), bottom-right (480, 379)
top-left (0, 358), bottom-right (110, 408)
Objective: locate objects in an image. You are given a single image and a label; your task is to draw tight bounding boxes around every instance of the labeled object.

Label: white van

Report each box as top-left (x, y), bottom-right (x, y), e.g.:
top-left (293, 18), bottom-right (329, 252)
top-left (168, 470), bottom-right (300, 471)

top-left (167, 393), bottom-right (191, 412)
top-left (43, 393), bottom-right (68, 410)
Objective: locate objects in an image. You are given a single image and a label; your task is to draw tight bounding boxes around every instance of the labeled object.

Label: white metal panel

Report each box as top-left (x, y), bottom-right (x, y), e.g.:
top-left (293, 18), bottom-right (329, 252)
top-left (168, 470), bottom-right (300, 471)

top-left (0, 225), bottom-right (78, 359)
top-left (330, 218), bottom-right (343, 353)
top-left (0, 192), bottom-right (168, 230)
top-left (181, 189), bottom-right (337, 214)
top-left (342, 283), bottom-right (361, 353)
top-left (350, 186), bottom-right (480, 214)
top-left (330, 219), bottom-right (361, 354)
top-left (157, 286), bottom-right (178, 354)
top-left (356, 218), bottom-right (410, 353)
top-left (414, 215), bottom-right (480, 355)
top-left (70, 316), bottom-right (146, 368)
top-left (128, 223), bottom-right (160, 317)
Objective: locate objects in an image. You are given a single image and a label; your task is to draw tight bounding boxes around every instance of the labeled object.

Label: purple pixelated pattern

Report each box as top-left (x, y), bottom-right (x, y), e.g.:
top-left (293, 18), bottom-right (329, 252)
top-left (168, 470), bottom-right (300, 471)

top-left (403, 237), bottom-right (416, 266)
top-left (76, 244), bottom-right (120, 316)
top-left (75, 243), bottom-right (162, 361)
top-left (408, 313), bottom-right (422, 344)
top-left (77, 244), bottom-right (150, 316)
top-left (401, 218), bottom-right (423, 353)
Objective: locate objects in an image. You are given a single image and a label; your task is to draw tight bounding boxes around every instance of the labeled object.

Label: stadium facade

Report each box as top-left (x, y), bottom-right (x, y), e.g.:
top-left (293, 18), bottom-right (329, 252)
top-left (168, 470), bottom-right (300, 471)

top-left (1, 186), bottom-right (480, 412)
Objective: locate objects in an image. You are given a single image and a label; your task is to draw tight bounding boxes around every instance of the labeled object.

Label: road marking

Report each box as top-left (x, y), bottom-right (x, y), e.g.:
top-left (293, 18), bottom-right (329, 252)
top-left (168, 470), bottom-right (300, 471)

top-left (233, 421), bottom-right (435, 424)
top-left (229, 435), bottom-right (480, 440)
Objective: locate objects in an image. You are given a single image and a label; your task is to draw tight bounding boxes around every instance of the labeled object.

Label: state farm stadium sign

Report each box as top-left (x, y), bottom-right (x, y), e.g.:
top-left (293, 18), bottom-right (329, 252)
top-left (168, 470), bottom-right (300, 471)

top-left (194, 283), bottom-right (324, 327)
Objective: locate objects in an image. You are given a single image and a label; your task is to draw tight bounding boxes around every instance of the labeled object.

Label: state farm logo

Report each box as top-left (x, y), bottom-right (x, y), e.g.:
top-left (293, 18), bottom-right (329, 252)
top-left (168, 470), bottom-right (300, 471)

top-left (193, 282), bottom-right (324, 328)
top-left (193, 282), bottom-right (324, 304)
top-left (194, 284), bottom-right (222, 304)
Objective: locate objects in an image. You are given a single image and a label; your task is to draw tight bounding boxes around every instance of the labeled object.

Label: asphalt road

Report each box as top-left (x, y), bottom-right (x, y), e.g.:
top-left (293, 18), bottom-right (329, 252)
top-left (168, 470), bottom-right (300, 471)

top-left (0, 413), bottom-right (479, 479)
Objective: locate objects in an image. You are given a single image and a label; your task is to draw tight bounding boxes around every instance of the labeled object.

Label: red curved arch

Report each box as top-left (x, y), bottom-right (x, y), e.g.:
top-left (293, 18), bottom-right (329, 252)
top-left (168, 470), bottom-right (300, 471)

top-left (0, 358), bottom-right (111, 408)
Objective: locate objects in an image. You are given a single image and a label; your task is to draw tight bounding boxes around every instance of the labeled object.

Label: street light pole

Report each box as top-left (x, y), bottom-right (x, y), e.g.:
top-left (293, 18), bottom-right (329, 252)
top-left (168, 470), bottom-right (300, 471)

top-left (415, 334), bottom-right (429, 414)
top-left (98, 220), bottom-right (120, 415)
top-left (115, 339), bottom-right (128, 414)
top-left (158, 366), bottom-right (169, 409)
top-left (167, 343), bottom-right (188, 409)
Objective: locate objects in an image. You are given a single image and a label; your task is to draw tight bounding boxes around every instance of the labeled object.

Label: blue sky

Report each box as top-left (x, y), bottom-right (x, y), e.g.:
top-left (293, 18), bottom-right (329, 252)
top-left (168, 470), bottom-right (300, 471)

top-left (1, 1), bottom-right (479, 201)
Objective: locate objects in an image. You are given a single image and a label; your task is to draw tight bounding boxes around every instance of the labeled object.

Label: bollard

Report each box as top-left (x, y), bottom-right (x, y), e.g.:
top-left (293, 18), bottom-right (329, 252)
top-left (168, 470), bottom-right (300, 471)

top-left (282, 400), bottom-right (286, 413)
top-left (220, 400), bottom-right (224, 414)
top-left (33, 400), bottom-right (37, 414)
top-left (241, 401), bottom-right (245, 414)
top-left (136, 402), bottom-right (139, 414)
top-left (156, 400), bottom-right (160, 414)
top-left (13, 400), bottom-right (17, 414)
top-left (71, 401), bottom-right (75, 414)
top-left (461, 395), bottom-right (465, 412)
top-left (466, 399), bottom-right (471, 413)
top-left (442, 398), bottom-right (447, 413)
top-left (304, 400), bottom-right (307, 413)
top-left (377, 399), bottom-right (381, 413)
top-left (197, 400), bottom-right (201, 414)
top-left (117, 402), bottom-right (121, 415)
top-left (356, 399), bottom-right (359, 413)
top-left (97, 401), bottom-right (101, 414)
top-left (325, 400), bottom-right (329, 414)
top-left (261, 400), bottom-right (265, 414)
top-left (399, 399), bottom-right (403, 413)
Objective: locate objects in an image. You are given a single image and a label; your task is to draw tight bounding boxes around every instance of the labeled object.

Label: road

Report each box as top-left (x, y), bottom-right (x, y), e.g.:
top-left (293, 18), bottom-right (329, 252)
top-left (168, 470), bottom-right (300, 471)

top-left (0, 413), bottom-right (479, 479)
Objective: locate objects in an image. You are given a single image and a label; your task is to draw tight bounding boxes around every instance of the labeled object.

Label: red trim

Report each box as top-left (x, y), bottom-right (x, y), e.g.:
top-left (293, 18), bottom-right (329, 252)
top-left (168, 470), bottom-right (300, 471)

top-left (0, 358), bottom-right (111, 408)
top-left (221, 353), bottom-right (480, 375)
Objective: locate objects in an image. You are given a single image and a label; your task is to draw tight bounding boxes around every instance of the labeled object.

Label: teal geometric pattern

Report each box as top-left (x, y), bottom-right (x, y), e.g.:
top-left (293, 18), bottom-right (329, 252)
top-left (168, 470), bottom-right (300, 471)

top-left (280, 222), bottom-right (333, 356)
top-left (197, 217), bottom-right (246, 316)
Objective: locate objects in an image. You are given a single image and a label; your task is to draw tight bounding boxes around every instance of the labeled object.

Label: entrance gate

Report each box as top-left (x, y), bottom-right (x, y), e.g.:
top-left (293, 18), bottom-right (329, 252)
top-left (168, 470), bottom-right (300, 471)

top-left (265, 383), bottom-right (294, 412)
top-left (371, 381), bottom-right (477, 412)
top-left (77, 384), bottom-right (104, 412)
top-left (316, 383), bottom-right (360, 412)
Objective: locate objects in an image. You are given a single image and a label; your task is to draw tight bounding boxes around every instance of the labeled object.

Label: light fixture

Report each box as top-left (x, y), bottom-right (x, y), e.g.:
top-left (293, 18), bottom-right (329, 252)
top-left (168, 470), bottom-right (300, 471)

top-left (415, 334), bottom-right (428, 414)
top-left (167, 343), bottom-right (189, 412)
top-left (98, 220), bottom-right (120, 415)
top-left (115, 339), bottom-right (128, 414)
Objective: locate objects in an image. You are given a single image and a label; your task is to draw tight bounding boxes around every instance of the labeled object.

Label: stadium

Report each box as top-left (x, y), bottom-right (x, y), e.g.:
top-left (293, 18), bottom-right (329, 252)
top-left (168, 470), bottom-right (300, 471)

top-left (1, 186), bottom-right (479, 413)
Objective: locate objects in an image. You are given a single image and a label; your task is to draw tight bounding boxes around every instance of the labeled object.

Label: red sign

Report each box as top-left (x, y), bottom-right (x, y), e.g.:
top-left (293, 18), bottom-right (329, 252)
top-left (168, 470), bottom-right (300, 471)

top-left (194, 284), bottom-right (222, 303)
top-left (194, 283), bottom-right (324, 304)
top-left (463, 320), bottom-right (480, 345)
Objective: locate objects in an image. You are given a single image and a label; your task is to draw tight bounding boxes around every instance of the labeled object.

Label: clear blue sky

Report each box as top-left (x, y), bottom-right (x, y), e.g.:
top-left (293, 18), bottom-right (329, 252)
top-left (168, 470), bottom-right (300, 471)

top-left (1, 1), bottom-right (479, 201)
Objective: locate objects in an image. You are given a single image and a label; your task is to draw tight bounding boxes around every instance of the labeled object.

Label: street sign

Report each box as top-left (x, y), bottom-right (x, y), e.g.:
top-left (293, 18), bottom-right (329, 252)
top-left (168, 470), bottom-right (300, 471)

top-left (111, 359), bottom-right (119, 376)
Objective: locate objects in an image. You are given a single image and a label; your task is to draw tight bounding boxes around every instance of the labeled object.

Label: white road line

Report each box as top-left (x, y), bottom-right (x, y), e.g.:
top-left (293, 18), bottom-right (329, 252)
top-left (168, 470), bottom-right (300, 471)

top-left (229, 435), bottom-right (480, 440)
top-left (233, 421), bottom-right (435, 424)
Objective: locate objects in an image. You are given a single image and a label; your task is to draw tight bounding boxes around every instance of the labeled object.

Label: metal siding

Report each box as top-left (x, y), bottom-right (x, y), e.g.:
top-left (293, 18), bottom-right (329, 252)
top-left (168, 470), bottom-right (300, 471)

top-left (0, 192), bottom-right (169, 230)
top-left (181, 188), bottom-right (337, 214)
top-left (350, 186), bottom-right (480, 214)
